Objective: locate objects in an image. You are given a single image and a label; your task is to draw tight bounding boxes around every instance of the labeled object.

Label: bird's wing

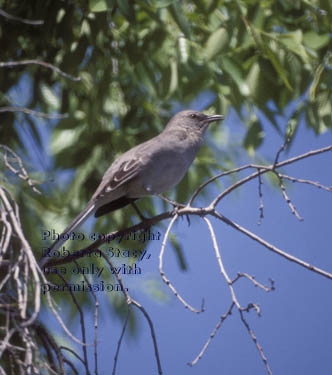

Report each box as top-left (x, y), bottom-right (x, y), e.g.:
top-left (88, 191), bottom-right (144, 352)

top-left (92, 156), bottom-right (143, 200)
top-left (92, 136), bottom-right (161, 200)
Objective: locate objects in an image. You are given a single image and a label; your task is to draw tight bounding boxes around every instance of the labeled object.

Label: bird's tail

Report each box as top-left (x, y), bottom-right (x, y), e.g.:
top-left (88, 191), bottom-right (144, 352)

top-left (40, 202), bottom-right (96, 267)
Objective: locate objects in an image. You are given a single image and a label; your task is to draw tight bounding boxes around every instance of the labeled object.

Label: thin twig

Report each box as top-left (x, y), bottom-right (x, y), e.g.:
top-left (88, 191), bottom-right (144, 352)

top-left (0, 60), bottom-right (81, 81)
top-left (130, 299), bottom-right (163, 375)
top-left (278, 173), bottom-right (332, 192)
top-left (273, 126), bottom-right (293, 168)
top-left (203, 217), bottom-right (241, 308)
top-left (63, 358), bottom-right (79, 375)
top-left (112, 308), bottom-right (130, 375)
top-left (188, 303), bottom-right (235, 366)
top-left (211, 145), bottom-right (332, 208)
top-left (0, 8), bottom-right (44, 25)
top-left (257, 169), bottom-right (264, 224)
top-left (1, 144), bottom-right (41, 194)
top-left (56, 271), bottom-right (90, 375)
top-left (159, 214), bottom-right (204, 313)
top-left (189, 164), bottom-right (259, 206)
top-left (76, 260), bottom-right (99, 375)
top-left (203, 217), bottom-right (272, 373)
top-left (212, 210), bottom-right (332, 280)
top-left (36, 324), bottom-right (66, 375)
top-left (0, 186), bottom-right (41, 327)
top-left (100, 253), bottom-right (163, 374)
top-left (239, 310), bottom-right (272, 375)
top-left (60, 346), bottom-right (85, 365)
top-left (0, 106), bottom-right (68, 119)
top-left (232, 273), bottom-right (275, 292)
top-left (275, 172), bottom-right (303, 221)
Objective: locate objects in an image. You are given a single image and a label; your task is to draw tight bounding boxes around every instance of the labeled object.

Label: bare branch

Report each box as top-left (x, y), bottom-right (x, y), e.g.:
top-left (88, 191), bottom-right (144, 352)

top-left (0, 186), bottom-right (41, 327)
top-left (189, 164), bottom-right (257, 206)
top-left (202, 217), bottom-right (272, 372)
top-left (278, 173), bottom-right (332, 192)
top-left (212, 210), bottom-right (332, 281)
top-left (130, 299), bottom-right (163, 375)
top-left (239, 309), bottom-right (272, 375)
top-left (36, 324), bottom-right (65, 375)
top-left (0, 106), bottom-right (68, 119)
top-left (100, 253), bottom-right (163, 374)
top-left (60, 346), bottom-right (85, 365)
top-left (188, 303), bottom-right (235, 366)
top-left (77, 260), bottom-right (100, 375)
top-left (232, 273), bottom-right (275, 293)
top-left (112, 308), bottom-right (130, 375)
top-left (0, 144), bottom-right (41, 194)
top-left (211, 145), bottom-right (332, 208)
top-left (203, 217), bottom-right (241, 308)
top-left (159, 214), bottom-right (204, 313)
top-left (0, 60), bottom-right (81, 81)
top-left (257, 169), bottom-right (264, 224)
top-left (275, 172), bottom-right (303, 221)
top-left (273, 124), bottom-right (293, 168)
top-left (0, 8), bottom-right (43, 25)
top-left (56, 271), bottom-right (90, 374)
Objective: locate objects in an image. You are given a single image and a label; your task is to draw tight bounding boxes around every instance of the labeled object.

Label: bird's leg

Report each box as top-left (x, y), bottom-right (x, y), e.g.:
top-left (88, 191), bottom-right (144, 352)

top-left (157, 194), bottom-right (185, 209)
top-left (131, 201), bottom-right (147, 221)
top-left (158, 195), bottom-right (191, 226)
top-left (157, 194), bottom-right (188, 219)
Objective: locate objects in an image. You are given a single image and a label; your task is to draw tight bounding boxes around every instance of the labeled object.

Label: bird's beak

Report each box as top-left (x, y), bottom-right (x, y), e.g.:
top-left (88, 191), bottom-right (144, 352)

top-left (206, 114), bottom-right (225, 123)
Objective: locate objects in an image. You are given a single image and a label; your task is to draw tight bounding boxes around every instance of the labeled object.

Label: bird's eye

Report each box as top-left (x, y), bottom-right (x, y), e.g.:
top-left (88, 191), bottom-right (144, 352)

top-left (190, 114), bottom-right (197, 119)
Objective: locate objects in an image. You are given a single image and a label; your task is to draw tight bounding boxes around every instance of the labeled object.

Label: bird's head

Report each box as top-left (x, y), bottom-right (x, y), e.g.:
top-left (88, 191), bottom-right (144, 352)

top-left (165, 110), bottom-right (224, 134)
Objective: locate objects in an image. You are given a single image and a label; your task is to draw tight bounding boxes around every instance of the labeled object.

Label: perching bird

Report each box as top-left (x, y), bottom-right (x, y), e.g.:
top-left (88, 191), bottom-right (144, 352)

top-left (43, 110), bottom-right (224, 259)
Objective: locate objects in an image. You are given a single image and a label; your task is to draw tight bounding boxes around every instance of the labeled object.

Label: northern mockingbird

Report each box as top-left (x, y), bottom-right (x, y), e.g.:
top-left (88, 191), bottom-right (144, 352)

top-left (43, 110), bottom-right (224, 258)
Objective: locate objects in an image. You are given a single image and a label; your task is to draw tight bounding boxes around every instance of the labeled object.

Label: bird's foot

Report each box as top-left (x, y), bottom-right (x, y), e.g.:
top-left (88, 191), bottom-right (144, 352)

top-left (157, 194), bottom-right (185, 210)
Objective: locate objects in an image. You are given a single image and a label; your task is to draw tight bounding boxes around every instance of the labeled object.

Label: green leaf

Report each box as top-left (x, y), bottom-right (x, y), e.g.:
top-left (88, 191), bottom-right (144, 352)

top-left (247, 61), bottom-right (260, 97)
top-left (135, 62), bottom-right (157, 96)
top-left (40, 83), bottom-right (60, 110)
top-left (80, 19), bottom-right (91, 36)
top-left (66, 146), bottom-right (103, 206)
top-left (305, 104), bottom-right (321, 134)
top-left (89, 0), bottom-right (114, 12)
top-left (243, 119), bottom-right (264, 155)
top-left (264, 45), bottom-right (293, 91)
top-left (205, 28), bottom-right (230, 60)
top-left (222, 57), bottom-right (249, 96)
top-left (168, 59), bottom-right (178, 95)
top-left (303, 31), bottom-right (330, 50)
top-left (52, 128), bottom-right (83, 155)
top-left (116, 0), bottom-right (135, 21)
top-left (278, 30), bottom-right (309, 61)
top-left (309, 63), bottom-right (324, 100)
top-left (178, 35), bottom-right (189, 63)
top-left (168, 3), bottom-right (191, 38)
top-left (170, 233), bottom-right (186, 270)
top-left (147, 0), bottom-right (175, 8)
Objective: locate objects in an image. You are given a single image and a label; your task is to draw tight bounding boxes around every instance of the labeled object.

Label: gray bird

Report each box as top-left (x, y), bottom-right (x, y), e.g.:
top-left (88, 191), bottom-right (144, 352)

top-left (44, 109), bottom-right (224, 258)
